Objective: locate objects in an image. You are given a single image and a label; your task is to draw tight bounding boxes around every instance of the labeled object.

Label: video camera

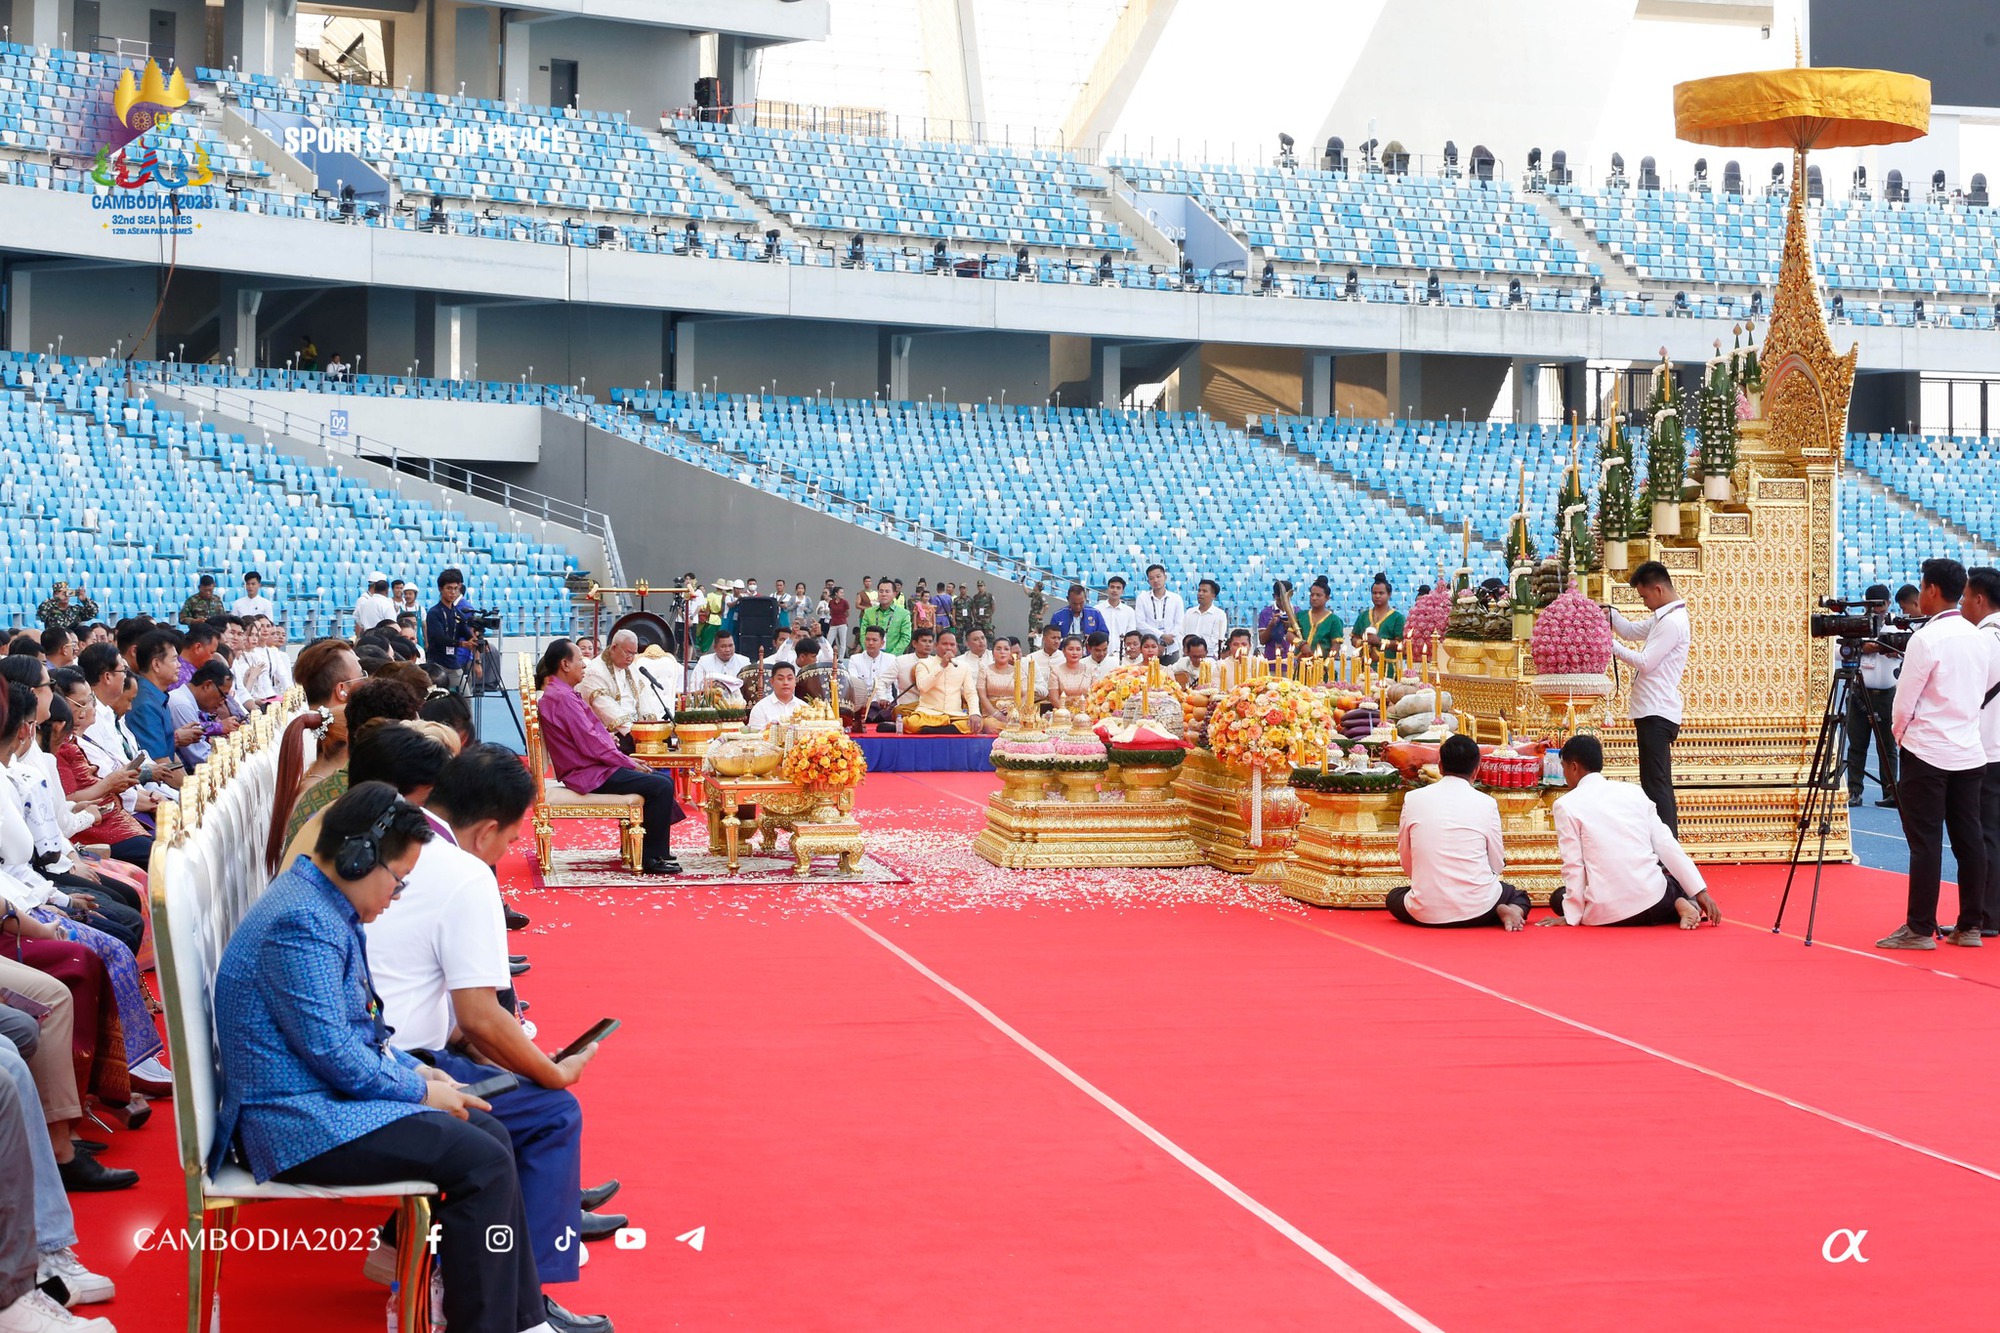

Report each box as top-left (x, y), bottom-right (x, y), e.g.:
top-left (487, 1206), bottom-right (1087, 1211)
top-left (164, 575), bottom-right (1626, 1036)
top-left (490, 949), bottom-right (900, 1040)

top-left (1809, 596), bottom-right (1924, 655)
top-left (460, 608), bottom-right (503, 637)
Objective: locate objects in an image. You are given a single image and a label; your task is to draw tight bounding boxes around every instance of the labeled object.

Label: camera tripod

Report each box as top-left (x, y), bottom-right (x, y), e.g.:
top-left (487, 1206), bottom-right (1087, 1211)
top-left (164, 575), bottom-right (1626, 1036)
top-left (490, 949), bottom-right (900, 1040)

top-left (1771, 660), bottom-right (1867, 945)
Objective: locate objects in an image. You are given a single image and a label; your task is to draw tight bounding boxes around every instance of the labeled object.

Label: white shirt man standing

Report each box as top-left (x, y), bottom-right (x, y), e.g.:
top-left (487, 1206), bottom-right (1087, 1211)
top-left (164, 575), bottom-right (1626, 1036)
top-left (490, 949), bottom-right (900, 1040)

top-left (1549, 734), bottom-right (1718, 929)
top-left (1607, 560), bottom-right (1691, 833)
top-left (353, 573), bottom-right (397, 634)
top-left (231, 571), bottom-right (275, 620)
top-left (1179, 578), bottom-right (1227, 665)
top-left (1391, 734), bottom-right (1528, 928)
top-left (1961, 566), bottom-right (2000, 937)
top-left (1095, 577), bottom-right (1137, 661)
top-left (1878, 558), bottom-right (1997, 950)
top-left (1136, 564), bottom-right (1186, 662)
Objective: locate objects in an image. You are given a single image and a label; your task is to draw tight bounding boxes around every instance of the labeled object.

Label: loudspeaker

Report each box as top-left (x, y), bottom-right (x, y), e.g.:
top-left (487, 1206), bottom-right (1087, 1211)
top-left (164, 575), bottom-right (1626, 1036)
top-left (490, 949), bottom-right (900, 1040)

top-left (694, 76), bottom-right (727, 124)
top-left (731, 596), bottom-right (779, 660)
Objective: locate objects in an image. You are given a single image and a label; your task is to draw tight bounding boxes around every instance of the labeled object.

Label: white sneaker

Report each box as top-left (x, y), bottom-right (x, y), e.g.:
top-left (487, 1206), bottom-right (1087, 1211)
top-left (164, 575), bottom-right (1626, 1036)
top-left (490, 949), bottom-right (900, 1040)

top-left (37, 1249), bottom-right (115, 1305)
top-left (0, 1289), bottom-right (116, 1332)
top-left (129, 1057), bottom-right (172, 1083)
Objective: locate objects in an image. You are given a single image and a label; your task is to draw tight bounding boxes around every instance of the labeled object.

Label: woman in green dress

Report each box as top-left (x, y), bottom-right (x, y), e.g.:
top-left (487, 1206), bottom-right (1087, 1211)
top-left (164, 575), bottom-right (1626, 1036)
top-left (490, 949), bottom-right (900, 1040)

top-left (1293, 575), bottom-right (1344, 659)
top-left (1351, 573), bottom-right (1406, 673)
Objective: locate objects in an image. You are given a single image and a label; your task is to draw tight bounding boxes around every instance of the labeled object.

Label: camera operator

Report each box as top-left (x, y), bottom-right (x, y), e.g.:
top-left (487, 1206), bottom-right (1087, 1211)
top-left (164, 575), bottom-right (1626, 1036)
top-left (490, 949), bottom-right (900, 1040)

top-left (1606, 561), bottom-right (1690, 834)
top-left (425, 567), bottom-right (478, 697)
top-left (1964, 567), bottom-right (2000, 936)
top-left (1877, 558), bottom-right (1993, 951)
top-left (1845, 583), bottom-right (1903, 809)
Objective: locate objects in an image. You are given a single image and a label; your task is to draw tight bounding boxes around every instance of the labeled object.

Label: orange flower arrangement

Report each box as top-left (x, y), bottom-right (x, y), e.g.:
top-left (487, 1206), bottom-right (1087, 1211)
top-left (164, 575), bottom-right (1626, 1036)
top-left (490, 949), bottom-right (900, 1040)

top-left (1082, 665), bottom-right (1187, 721)
top-left (1207, 677), bottom-right (1335, 774)
top-left (781, 729), bottom-right (868, 788)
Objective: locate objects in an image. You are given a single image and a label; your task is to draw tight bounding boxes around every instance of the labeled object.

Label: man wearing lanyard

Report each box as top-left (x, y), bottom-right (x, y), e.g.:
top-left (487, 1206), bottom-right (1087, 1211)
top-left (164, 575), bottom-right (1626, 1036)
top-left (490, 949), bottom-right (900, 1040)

top-left (1607, 561), bottom-right (1691, 834)
top-left (1136, 565), bottom-right (1186, 665)
top-left (1877, 558), bottom-right (1992, 950)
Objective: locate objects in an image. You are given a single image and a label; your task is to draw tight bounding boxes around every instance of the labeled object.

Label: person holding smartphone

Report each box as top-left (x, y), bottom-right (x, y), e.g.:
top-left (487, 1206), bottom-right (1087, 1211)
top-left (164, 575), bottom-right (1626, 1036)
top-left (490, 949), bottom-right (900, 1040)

top-left (364, 744), bottom-right (622, 1331)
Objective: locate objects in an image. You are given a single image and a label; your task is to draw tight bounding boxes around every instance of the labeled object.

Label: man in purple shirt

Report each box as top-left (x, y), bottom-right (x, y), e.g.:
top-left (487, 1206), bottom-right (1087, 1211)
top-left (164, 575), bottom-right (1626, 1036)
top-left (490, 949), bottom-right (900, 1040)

top-left (534, 639), bottom-right (684, 874)
top-left (173, 622), bottom-right (221, 689)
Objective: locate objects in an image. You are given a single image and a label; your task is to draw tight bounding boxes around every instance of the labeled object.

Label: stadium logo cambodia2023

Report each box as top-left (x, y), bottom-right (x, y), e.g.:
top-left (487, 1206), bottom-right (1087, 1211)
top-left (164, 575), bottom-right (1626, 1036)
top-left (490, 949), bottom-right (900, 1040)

top-left (89, 59), bottom-right (218, 235)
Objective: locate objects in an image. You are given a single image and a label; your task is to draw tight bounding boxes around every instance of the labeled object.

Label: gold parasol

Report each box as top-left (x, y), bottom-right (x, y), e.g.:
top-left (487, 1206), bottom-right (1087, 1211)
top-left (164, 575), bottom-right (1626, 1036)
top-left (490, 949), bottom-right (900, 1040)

top-left (1672, 67), bottom-right (1929, 151)
top-left (1670, 64), bottom-right (1929, 476)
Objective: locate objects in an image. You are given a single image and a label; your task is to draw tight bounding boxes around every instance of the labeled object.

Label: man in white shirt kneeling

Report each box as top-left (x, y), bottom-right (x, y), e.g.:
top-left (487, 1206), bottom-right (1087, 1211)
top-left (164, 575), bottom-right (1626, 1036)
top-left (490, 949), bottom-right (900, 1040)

top-left (1390, 734), bottom-right (1530, 929)
top-left (1547, 734), bottom-right (1719, 930)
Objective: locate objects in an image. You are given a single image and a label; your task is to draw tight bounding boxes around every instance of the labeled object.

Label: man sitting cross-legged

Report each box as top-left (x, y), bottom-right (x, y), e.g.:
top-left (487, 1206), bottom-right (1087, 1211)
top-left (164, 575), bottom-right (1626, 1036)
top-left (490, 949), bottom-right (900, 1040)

top-left (1387, 734), bottom-right (1530, 929)
top-left (1545, 734), bottom-right (1720, 929)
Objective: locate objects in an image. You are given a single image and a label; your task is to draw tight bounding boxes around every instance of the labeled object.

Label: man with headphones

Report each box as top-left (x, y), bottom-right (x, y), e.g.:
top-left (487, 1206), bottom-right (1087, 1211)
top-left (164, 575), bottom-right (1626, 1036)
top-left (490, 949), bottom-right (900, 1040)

top-left (212, 783), bottom-right (550, 1333)
top-left (365, 743), bottom-right (619, 1333)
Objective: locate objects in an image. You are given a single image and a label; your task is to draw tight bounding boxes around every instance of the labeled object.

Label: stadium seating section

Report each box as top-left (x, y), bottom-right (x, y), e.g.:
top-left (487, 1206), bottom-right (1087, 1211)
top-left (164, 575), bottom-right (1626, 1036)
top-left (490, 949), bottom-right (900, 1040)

top-left (676, 121), bottom-right (1130, 250)
top-left (0, 353), bottom-right (577, 633)
top-left (5, 43), bottom-right (1996, 325)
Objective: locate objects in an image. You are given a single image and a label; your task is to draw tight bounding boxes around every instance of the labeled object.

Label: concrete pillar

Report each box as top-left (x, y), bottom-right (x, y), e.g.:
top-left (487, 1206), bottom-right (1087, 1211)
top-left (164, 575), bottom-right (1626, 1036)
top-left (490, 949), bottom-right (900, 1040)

top-left (433, 304), bottom-right (478, 382)
top-left (17, 0), bottom-right (60, 47)
top-left (1386, 350), bottom-right (1423, 421)
top-left (880, 332), bottom-right (911, 402)
top-left (1305, 351), bottom-right (1334, 420)
top-left (1557, 360), bottom-right (1589, 423)
top-left (1511, 358), bottom-right (1541, 425)
top-left (1091, 340), bottom-right (1123, 410)
top-left (3, 268), bottom-right (30, 354)
top-left (222, 0), bottom-right (292, 77)
top-left (365, 288), bottom-right (417, 381)
top-left (671, 315), bottom-right (697, 392)
top-left (717, 34), bottom-right (757, 110)
top-left (232, 287), bottom-right (262, 370)
top-left (501, 16), bottom-right (533, 105)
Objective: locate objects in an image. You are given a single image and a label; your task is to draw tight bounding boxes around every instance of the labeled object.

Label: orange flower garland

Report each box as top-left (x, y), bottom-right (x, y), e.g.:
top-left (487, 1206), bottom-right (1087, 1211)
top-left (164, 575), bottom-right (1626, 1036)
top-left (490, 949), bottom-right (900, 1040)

top-left (781, 729), bottom-right (868, 788)
top-left (1207, 677), bottom-right (1335, 774)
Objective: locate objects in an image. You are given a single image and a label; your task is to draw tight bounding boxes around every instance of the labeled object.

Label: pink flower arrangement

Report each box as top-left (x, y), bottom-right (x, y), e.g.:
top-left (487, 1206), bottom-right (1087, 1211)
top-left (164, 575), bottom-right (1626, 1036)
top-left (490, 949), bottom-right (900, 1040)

top-left (1529, 584), bottom-right (1614, 675)
top-left (1405, 585), bottom-right (1452, 658)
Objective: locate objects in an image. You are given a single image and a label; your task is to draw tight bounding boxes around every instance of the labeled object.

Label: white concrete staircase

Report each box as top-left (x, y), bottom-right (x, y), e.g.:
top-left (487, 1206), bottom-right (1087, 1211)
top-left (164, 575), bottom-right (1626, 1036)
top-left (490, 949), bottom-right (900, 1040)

top-left (653, 130), bottom-right (812, 248)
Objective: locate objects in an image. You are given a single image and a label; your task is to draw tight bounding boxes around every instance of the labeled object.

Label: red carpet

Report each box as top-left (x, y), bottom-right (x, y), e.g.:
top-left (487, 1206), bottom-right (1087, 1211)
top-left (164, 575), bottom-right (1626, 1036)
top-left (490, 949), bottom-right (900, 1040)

top-left (75, 771), bottom-right (2000, 1330)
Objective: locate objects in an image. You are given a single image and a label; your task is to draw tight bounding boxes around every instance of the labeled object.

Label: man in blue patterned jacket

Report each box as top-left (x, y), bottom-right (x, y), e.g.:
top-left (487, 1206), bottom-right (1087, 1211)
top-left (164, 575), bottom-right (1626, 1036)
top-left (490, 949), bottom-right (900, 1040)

top-left (211, 782), bottom-right (549, 1333)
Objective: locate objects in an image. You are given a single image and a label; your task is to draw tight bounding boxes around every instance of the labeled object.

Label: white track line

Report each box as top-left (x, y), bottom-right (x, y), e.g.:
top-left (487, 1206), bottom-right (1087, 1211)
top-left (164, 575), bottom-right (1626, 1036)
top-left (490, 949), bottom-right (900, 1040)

top-left (1272, 913), bottom-right (2000, 1184)
top-left (838, 911), bottom-right (1443, 1333)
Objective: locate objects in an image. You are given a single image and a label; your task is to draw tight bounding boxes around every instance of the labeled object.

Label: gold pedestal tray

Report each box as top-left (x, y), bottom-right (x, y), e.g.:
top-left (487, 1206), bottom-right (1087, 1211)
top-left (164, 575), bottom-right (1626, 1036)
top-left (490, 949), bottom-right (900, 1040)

top-left (1173, 749), bottom-right (1303, 884)
top-left (974, 765), bottom-right (1205, 870)
top-left (1281, 786), bottom-right (1569, 909)
top-left (703, 776), bottom-right (865, 875)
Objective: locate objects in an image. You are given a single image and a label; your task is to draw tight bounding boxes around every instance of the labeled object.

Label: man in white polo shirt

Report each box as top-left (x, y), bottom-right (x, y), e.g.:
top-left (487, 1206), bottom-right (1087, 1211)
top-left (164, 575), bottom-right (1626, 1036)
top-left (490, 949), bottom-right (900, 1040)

top-left (1389, 734), bottom-right (1530, 929)
top-left (1547, 734), bottom-right (1719, 929)
top-left (363, 744), bottom-right (622, 1329)
top-left (1135, 564), bottom-right (1186, 665)
top-left (1608, 560), bottom-right (1691, 833)
top-left (1878, 558), bottom-right (1995, 950)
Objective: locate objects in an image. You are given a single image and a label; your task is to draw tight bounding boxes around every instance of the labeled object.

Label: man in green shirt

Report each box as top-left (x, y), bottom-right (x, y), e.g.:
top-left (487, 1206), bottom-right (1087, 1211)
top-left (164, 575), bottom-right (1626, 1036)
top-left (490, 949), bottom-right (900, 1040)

top-left (36, 581), bottom-right (98, 632)
top-left (180, 574), bottom-right (227, 625)
top-left (1026, 580), bottom-right (1046, 636)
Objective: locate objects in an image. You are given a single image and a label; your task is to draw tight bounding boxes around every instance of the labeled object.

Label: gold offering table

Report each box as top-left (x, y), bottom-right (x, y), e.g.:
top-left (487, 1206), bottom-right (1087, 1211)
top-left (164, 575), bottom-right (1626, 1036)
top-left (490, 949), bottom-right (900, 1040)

top-left (973, 761), bottom-right (1206, 870)
top-left (1173, 750), bottom-right (1303, 884)
top-left (702, 775), bottom-right (865, 876)
top-left (1281, 784), bottom-right (1566, 908)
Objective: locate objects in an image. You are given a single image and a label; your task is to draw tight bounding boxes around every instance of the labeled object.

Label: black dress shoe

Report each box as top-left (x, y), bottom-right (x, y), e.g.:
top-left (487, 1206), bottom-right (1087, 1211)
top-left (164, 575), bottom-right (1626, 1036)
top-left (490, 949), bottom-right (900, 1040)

top-left (580, 1179), bottom-right (621, 1212)
top-left (509, 954), bottom-right (528, 966)
top-left (542, 1295), bottom-right (613, 1333)
top-left (1875, 797), bottom-right (1899, 809)
top-left (579, 1211), bottom-right (627, 1242)
top-left (509, 959), bottom-right (531, 977)
top-left (72, 1138), bottom-right (108, 1154)
top-left (642, 857), bottom-right (682, 876)
top-left (504, 904), bottom-right (531, 932)
top-left (60, 1152), bottom-right (139, 1192)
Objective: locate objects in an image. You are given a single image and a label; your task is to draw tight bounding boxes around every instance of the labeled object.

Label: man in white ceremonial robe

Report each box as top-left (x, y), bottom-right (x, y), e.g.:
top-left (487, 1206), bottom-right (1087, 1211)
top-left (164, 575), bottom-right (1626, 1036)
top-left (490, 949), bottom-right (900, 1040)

top-left (1388, 735), bottom-right (1530, 929)
top-left (1547, 734), bottom-right (1719, 929)
top-left (579, 630), bottom-right (665, 749)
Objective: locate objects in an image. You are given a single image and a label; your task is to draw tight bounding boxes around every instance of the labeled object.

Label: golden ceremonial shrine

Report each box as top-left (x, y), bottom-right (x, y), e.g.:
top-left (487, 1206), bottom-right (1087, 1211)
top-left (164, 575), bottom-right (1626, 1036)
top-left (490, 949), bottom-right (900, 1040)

top-left (974, 62), bottom-right (1934, 905)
